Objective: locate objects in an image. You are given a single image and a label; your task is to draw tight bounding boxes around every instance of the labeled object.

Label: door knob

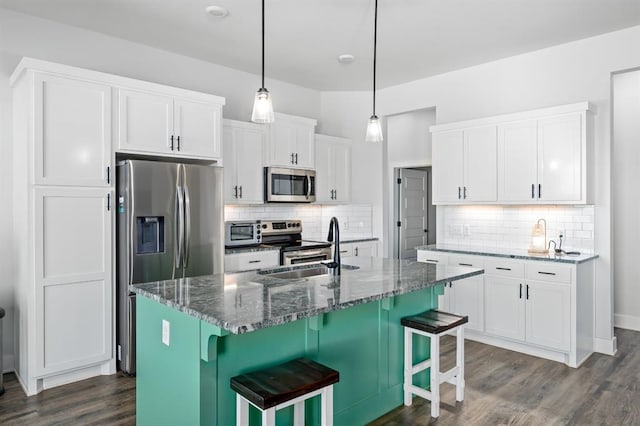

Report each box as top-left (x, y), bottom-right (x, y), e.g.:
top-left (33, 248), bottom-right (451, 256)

top-left (424, 229), bottom-right (428, 233)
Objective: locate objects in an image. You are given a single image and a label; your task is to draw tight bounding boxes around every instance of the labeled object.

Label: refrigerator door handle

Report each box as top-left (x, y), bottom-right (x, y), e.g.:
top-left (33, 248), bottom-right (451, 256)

top-left (183, 184), bottom-right (192, 268)
top-left (175, 185), bottom-right (185, 269)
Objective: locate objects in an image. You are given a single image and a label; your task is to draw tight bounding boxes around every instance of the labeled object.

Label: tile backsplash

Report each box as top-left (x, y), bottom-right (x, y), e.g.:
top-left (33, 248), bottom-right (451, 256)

top-left (224, 204), bottom-right (373, 241)
top-left (442, 205), bottom-right (595, 253)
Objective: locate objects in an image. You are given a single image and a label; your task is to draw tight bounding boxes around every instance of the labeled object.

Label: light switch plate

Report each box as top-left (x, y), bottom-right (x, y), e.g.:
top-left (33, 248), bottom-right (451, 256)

top-left (162, 320), bottom-right (170, 346)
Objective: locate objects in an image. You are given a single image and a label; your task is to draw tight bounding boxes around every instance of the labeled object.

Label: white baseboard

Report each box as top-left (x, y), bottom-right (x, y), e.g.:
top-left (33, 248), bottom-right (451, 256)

top-left (593, 336), bottom-right (617, 356)
top-left (2, 353), bottom-right (14, 374)
top-left (42, 362), bottom-right (112, 391)
top-left (614, 313), bottom-right (640, 331)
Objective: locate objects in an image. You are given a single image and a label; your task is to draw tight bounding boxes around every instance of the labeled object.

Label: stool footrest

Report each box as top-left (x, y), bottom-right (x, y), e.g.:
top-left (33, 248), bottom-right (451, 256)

top-left (409, 358), bottom-right (432, 375)
top-left (438, 366), bottom-right (459, 385)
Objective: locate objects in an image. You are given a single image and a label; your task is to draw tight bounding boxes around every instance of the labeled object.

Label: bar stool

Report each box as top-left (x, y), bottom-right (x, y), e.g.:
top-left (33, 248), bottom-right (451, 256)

top-left (401, 309), bottom-right (468, 418)
top-left (230, 357), bottom-right (339, 426)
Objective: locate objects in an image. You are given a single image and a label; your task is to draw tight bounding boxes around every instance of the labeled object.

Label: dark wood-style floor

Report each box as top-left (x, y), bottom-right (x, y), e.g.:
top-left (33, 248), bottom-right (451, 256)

top-left (0, 328), bottom-right (637, 425)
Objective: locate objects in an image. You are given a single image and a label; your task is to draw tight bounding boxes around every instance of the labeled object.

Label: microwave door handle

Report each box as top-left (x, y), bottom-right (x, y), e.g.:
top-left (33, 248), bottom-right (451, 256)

top-left (183, 184), bottom-right (191, 268)
top-left (306, 175), bottom-right (311, 199)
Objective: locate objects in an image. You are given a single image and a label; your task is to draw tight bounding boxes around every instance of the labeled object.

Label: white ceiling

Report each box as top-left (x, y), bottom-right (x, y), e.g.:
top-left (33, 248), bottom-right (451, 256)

top-left (1, 0), bottom-right (639, 90)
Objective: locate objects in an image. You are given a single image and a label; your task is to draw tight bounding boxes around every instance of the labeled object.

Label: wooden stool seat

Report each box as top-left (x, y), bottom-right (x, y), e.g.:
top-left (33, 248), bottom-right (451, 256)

top-left (401, 310), bottom-right (468, 334)
top-left (231, 357), bottom-right (339, 425)
top-left (402, 309), bottom-right (467, 419)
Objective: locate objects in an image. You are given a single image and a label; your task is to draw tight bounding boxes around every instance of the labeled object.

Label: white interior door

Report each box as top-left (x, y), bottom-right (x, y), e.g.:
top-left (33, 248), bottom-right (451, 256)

top-left (398, 169), bottom-right (429, 259)
top-left (174, 98), bottom-right (221, 159)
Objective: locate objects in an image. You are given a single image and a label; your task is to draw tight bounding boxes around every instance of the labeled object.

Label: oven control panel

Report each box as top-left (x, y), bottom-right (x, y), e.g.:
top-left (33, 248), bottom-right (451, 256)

top-left (261, 220), bottom-right (302, 235)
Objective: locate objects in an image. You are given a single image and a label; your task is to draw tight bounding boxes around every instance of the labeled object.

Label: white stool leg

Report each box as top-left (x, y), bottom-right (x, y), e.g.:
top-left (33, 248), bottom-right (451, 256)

top-left (321, 385), bottom-right (334, 426)
top-left (293, 401), bottom-right (305, 426)
top-left (430, 333), bottom-right (440, 418)
top-left (403, 327), bottom-right (413, 406)
top-left (262, 407), bottom-right (276, 426)
top-left (456, 325), bottom-right (465, 402)
top-left (236, 394), bottom-right (250, 426)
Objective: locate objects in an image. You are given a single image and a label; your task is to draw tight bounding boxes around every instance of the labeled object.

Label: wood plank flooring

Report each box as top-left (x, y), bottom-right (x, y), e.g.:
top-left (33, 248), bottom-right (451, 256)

top-left (0, 328), bottom-right (637, 425)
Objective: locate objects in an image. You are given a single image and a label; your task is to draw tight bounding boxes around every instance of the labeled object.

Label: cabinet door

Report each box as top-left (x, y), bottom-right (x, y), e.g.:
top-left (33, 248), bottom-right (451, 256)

top-left (333, 141), bottom-right (351, 203)
top-left (224, 250), bottom-right (280, 272)
top-left (525, 281), bottom-right (571, 351)
top-left (269, 121), bottom-right (297, 166)
top-left (463, 126), bottom-right (497, 202)
top-left (118, 88), bottom-right (173, 154)
top-left (222, 126), bottom-right (239, 203)
top-left (354, 242), bottom-right (377, 257)
top-left (174, 99), bottom-right (222, 159)
top-left (432, 131), bottom-right (464, 203)
top-left (451, 275), bottom-right (484, 332)
top-left (484, 276), bottom-right (526, 341)
top-left (34, 73), bottom-right (111, 187)
top-left (35, 188), bottom-right (112, 376)
top-left (314, 137), bottom-right (334, 203)
top-left (294, 125), bottom-right (315, 168)
top-left (537, 113), bottom-right (583, 202)
top-left (235, 125), bottom-right (266, 204)
top-left (497, 120), bottom-right (538, 202)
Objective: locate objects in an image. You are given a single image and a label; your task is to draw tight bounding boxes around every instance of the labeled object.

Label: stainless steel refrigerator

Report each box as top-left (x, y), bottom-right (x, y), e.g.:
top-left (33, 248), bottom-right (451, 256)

top-left (116, 159), bottom-right (224, 374)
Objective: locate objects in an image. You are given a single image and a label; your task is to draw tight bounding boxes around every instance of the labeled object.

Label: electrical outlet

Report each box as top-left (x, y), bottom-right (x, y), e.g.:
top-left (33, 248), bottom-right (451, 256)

top-left (162, 320), bottom-right (170, 346)
top-left (463, 224), bottom-right (471, 236)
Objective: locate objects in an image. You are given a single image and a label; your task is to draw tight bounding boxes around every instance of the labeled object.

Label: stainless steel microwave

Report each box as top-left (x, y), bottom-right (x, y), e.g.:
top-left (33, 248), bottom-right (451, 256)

top-left (264, 167), bottom-right (316, 203)
top-left (225, 220), bottom-right (262, 247)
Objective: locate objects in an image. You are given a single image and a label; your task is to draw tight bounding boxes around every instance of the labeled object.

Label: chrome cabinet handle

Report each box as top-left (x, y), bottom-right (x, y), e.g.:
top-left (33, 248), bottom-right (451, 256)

top-left (538, 271), bottom-right (556, 276)
top-left (463, 186), bottom-right (467, 199)
top-left (170, 135), bottom-right (174, 151)
top-left (538, 184), bottom-right (542, 199)
top-left (106, 166), bottom-right (111, 184)
top-left (458, 186), bottom-right (461, 199)
top-left (459, 263), bottom-right (473, 267)
top-left (234, 185), bottom-right (238, 199)
top-left (526, 284), bottom-right (530, 300)
top-left (248, 260), bottom-right (262, 264)
top-left (291, 153), bottom-right (295, 164)
top-left (239, 186), bottom-right (243, 199)
top-left (295, 153), bottom-right (298, 164)
top-left (519, 283), bottom-right (523, 299)
top-left (531, 183), bottom-right (535, 199)
top-left (496, 267), bottom-right (512, 271)
top-left (176, 136), bottom-right (181, 151)
top-left (106, 193), bottom-right (111, 211)
top-left (355, 247), bottom-right (359, 256)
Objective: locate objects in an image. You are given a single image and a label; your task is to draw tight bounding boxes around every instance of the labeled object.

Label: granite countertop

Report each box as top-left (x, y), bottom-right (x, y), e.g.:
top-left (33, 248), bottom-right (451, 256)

top-left (225, 245), bottom-right (281, 255)
top-left (131, 256), bottom-right (483, 335)
top-left (416, 244), bottom-right (598, 264)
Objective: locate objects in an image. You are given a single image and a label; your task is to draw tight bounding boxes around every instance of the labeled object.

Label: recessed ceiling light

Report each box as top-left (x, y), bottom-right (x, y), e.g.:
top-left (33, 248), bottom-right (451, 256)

top-left (206, 5), bottom-right (229, 18)
top-left (338, 54), bottom-right (355, 64)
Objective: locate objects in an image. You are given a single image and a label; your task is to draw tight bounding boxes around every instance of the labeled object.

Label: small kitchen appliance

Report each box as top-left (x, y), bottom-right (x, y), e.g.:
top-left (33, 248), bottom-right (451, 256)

top-left (264, 167), bottom-right (316, 203)
top-left (225, 220), bottom-right (262, 247)
top-left (260, 220), bottom-right (331, 265)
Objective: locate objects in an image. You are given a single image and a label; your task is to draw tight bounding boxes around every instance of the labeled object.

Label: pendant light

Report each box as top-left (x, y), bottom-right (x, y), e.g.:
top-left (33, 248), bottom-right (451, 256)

top-left (251, 0), bottom-right (274, 123)
top-left (365, 0), bottom-right (383, 142)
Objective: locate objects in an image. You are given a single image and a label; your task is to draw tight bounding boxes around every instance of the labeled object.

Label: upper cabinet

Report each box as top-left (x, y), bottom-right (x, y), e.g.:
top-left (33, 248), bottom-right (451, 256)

top-left (315, 134), bottom-right (351, 204)
top-left (266, 113), bottom-right (317, 168)
top-left (432, 102), bottom-right (593, 205)
top-left (223, 119), bottom-right (266, 204)
top-left (34, 73), bottom-right (112, 187)
top-left (432, 126), bottom-right (497, 204)
top-left (117, 88), bottom-right (223, 160)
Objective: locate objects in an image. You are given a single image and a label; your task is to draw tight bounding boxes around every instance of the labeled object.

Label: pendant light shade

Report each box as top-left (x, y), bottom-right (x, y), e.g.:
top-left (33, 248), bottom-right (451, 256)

top-left (251, 0), bottom-right (274, 123)
top-left (365, 0), bottom-right (382, 142)
top-left (366, 115), bottom-right (383, 142)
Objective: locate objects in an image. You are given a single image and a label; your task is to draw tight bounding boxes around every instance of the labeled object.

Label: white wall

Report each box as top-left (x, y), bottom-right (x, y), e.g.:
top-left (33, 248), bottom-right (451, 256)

top-left (0, 7), bottom-right (322, 372)
top-left (333, 25), bottom-right (640, 349)
top-left (612, 69), bottom-right (640, 331)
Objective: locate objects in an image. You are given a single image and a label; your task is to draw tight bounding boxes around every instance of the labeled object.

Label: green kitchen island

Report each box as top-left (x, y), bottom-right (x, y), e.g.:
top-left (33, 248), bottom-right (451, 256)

top-left (131, 256), bottom-right (483, 425)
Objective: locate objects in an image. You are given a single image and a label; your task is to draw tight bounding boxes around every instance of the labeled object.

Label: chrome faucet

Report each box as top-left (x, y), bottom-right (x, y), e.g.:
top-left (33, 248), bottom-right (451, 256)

top-left (322, 217), bottom-right (341, 276)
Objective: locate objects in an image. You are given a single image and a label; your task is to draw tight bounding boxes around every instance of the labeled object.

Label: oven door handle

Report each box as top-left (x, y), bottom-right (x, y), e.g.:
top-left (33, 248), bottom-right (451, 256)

top-left (284, 250), bottom-right (329, 259)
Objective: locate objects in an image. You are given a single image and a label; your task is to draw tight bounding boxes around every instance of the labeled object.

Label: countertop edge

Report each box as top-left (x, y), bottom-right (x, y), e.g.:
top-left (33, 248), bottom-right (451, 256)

top-left (416, 245), bottom-right (598, 264)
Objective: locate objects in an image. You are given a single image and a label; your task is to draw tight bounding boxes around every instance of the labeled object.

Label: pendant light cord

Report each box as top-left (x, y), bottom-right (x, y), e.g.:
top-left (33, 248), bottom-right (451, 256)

top-left (372, 0), bottom-right (378, 116)
top-left (262, 0), bottom-right (266, 89)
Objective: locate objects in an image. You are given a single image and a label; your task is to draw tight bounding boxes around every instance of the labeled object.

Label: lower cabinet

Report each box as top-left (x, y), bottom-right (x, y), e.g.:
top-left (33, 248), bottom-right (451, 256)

top-left (418, 249), bottom-right (595, 367)
top-left (225, 250), bottom-right (280, 273)
top-left (340, 241), bottom-right (378, 258)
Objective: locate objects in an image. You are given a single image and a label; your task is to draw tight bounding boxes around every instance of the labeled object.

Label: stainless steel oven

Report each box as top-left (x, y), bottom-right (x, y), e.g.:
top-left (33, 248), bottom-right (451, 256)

top-left (264, 167), bottom-right (315, 203)
top-left (282, 247), bottom-right (332, 265)
top-left (225, 220), bottom-right (262, 247)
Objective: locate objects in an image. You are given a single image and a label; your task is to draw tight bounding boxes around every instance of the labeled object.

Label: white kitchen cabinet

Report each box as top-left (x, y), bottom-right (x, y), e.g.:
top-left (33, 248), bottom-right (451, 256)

top-left (315, 134), bottom-right (351, 203)
top-left (34, 73), bottom-right (112, 187)
top-left (432, 126), bottom-right (497, 204)
top-left (267, 113), bottom-right (317, 168)
top-left (117, 88), bottom-right (223, 161)
top-left (432, 102), bottom-right (593, 205)
top-left (340, 241), bottom-right (378, 258)
top-left (223, 120), bottom-right (266, 204)
top-left (35, 188), bottom-right (113, 376)
top-left (225, 250), bottom-right (280, 273)
top-left (417, 248), bottom-right (596, 367)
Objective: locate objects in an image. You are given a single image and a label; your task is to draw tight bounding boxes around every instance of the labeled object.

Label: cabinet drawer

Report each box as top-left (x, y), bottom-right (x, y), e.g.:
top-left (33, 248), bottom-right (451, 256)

top-left (484, 258), bottom-right (525, 278)
top-left (338, 245), bottom-right (354, 257)
top-left (225, 250), bottom-right (280, 272)
top-left (449, 255), bottom-right (484, 268)
top-left (526, 262), bottom-right (572, 284)
top-left (417, 251), bottom-right (448, 264)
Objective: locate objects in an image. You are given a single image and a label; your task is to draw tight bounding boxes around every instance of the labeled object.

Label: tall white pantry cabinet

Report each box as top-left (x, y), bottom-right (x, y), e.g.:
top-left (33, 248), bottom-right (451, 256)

top-left (10, 58), bottom-right (224, 395)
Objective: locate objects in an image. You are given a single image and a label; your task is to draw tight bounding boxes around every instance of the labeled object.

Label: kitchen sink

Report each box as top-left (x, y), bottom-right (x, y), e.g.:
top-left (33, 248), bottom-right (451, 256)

top-left (259, 264), bottom-right (359, 280)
